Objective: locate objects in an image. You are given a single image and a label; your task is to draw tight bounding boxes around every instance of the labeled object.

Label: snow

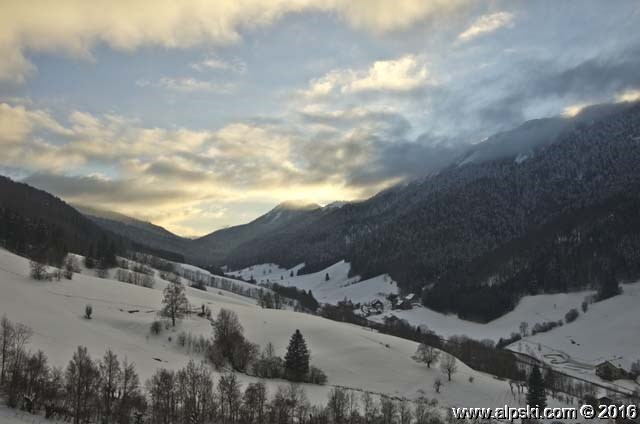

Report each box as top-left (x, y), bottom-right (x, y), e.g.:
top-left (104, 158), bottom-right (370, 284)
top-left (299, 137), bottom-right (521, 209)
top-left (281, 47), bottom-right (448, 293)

top-left (508, 282), bottom-right (640, 390)
top-left (170, 260), bottom-right (260, 293)
top-left (0, 405), bottom-right (64, 423)
top-left (371, 289), bottom-right (594, 341)
top-left (227, 261), bottom-right (399, 305)
top-left (0, 248), bottom-right (557, 414)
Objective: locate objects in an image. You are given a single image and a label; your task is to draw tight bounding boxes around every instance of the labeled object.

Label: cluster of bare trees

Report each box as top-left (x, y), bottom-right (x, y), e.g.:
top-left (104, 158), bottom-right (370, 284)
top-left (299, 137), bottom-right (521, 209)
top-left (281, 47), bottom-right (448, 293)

top-left (29, 254), bottom-right (81, 281)
top-left (0, 315), bottom-right (145, 423)
top-left (1, 313), bottom-right (447, 424)
top-left (158, 306), bottom-right (326, 385)
top-left (412, 344), bottom-right (458, 394)
top-left (146, 365), bottom-right (444, 424)
top-left (116, 268), bottom-right (155, 288)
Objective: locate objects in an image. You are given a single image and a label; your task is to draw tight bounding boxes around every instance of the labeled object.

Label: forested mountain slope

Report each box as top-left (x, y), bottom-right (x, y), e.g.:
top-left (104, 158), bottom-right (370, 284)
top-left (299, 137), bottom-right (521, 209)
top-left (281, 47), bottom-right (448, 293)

top-left (221, 102), bottom-right (640, 321)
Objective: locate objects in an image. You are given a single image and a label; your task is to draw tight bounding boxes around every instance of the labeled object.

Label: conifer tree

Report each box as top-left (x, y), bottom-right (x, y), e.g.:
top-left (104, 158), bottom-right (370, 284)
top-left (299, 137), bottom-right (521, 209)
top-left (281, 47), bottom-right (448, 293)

top-left (526, 365), bottom-right (547, 408)
top-left (284, 329), bottom-right (310, 381)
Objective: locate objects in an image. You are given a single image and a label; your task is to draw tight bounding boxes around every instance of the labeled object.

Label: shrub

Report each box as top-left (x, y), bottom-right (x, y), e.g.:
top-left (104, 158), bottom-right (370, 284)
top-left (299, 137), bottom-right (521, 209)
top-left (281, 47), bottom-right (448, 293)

top-left (142, 275), bottom-right (155, 288)
top-left (191, 281), bottom-right (207, 291)
top-left (308, 366), bottom-right (328, 384)
top-left (565, 308), bottom-right (579, 324)
top-left (84, 304), bottom-right (93, 319)
top-left (29, 260), bottom-right (47, 280)
top-left (531, 320), bottom-right (562, 335)
top-left (581, 300), bottom-right (588, 313)
top-left (150, 320), bottom-right (162, 335)
top-left (63, 255), bottom-right (80, 279)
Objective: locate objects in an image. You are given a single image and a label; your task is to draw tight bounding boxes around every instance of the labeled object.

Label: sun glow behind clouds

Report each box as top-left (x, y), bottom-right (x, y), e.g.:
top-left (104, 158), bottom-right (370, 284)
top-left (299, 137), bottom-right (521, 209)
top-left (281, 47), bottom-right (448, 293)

top-left (2, 1), bottom-right (640, 236)
top-left (561, 103), bottom-right (590, 118)
top-left (617, 89), bottom-right (640, 103)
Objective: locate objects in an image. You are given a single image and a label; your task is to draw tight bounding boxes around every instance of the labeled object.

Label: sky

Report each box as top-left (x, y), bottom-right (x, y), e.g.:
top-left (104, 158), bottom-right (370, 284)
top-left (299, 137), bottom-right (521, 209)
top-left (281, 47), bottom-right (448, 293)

top-left (1, 1), bottom-right (640, 237)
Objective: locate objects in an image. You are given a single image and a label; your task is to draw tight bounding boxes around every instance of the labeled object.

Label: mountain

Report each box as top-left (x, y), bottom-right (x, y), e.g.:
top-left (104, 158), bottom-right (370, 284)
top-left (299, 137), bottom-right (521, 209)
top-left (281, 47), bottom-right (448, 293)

top-left (456, 101), bottom-right (635, 166)
top-left (75, 204), bottom-right (190, 259)
top-left (190, 201), bottom-right (324, 264)
top-left (217, 101), bottom-right (640, 321)
top-left (13, 100), bottom-right (640, 322)
top-left (0, 176), bottom-right (185, 264)
top-left (72, 199), bottom-right (329, 265)
top-left (76, 204), bottom-right (180, 239)
top-left (0, 176), bottom-right (124, 264)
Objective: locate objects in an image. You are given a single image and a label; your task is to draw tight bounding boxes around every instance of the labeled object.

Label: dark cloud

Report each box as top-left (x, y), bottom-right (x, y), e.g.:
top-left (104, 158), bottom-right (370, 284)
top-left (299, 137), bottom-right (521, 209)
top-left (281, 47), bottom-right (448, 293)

top-left (346, 137), bottom-right (465, 187)
top-left (145, 160), bottom-right (210, 182)
top-left (22, 173), bottom-right (188, 206)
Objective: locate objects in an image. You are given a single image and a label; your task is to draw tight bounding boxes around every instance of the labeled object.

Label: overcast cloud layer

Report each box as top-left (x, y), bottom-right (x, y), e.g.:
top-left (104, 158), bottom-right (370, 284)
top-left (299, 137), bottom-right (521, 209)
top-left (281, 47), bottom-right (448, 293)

top-left (1, 1), bottom-right (640, 236)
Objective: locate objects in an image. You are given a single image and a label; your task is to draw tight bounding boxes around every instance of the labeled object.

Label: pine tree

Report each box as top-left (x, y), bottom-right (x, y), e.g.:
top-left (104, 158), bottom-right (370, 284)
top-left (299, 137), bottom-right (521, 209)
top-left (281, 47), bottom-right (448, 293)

top-left (526, 365), bottom-right (547, 408)
top-left (284, 329), bottom-right (310, 382)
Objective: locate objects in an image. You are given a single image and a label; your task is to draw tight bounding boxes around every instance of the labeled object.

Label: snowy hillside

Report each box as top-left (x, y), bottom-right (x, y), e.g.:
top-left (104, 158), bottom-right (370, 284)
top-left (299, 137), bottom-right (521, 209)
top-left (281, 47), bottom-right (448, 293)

top-left (226, 260), bottom-right (399, 305)
top-left (0, 247), bottom-right (556, 412)
top-left (371, 290), bottom-right (595, 341)
top-left (508, 282), bottom-right (640, 390)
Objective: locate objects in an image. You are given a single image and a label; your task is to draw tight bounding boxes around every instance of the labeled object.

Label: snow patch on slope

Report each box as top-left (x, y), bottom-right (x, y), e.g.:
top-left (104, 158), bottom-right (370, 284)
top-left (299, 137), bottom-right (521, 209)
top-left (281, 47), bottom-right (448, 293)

top-left (227, 261), bottom-right (399, 305)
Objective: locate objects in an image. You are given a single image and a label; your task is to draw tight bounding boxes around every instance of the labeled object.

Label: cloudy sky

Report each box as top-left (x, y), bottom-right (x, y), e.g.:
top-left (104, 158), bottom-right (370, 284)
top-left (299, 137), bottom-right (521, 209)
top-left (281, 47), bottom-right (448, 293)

top-left (1, 1), bottom-right (639, 236)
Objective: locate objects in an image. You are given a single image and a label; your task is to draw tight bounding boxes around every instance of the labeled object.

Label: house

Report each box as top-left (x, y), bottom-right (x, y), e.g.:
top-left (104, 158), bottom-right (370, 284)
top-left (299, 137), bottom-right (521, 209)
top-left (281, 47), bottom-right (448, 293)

top-left (596, 360), bottom-right (630, 381)
top-left (359, 299), bottom-right (385, 317)
top-left (395, 299), bottom-right (412, 310)
top-left (370, 299), bottom-right (384, 313)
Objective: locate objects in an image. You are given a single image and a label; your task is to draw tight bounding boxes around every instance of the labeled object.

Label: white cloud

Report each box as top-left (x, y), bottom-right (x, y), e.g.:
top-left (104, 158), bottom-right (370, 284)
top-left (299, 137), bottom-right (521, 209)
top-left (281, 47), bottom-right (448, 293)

top-left (0, 0), bottom-right (470, 82)
top-left (138, 77), bottom-right (235, 93)
top-left (344, 55), bottom-right (431, 93)
top-left (1, 100), bottom-right (404, 235)
top-left (332, 0), bottom-right (468, 33)
top-left (458, 12), bottom-right (514, 42)
top-left (191, 55), bottom-right (247, 73)
top-left (302, 54), bottom-right (433, 98)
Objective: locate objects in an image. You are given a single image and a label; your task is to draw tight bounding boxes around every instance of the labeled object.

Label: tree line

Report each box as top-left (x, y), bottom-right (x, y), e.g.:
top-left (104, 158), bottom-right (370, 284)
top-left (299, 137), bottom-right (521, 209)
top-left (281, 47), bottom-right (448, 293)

top-left (1, 314), bottom-right (451, 424)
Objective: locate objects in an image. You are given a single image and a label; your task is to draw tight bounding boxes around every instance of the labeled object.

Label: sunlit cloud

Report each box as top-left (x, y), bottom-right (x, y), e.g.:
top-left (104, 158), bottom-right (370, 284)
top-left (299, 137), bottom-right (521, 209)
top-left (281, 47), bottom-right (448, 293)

top-left (301, 54), bottom-right (433, 99)
top-left (190, 55), bottom-right (247, 74)
top-left (1, 100), bottom-right (415, 235)
top-left (561, 103), bottom-right (591, 118)
top-left (458, 12), bottom-right (514, 42)
top-left (0, 0), bottom-right (470, 82)
top-left (616, 89), bottom-right (640, 103)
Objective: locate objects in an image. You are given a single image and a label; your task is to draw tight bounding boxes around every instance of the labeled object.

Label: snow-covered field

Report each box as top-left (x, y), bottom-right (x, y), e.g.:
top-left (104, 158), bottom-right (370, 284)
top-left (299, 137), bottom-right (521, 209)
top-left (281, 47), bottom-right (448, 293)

top-left (228, 257), bottom-right (640, 394)
top-left (370, 290), bottom-right (594, 341)
top-left (508, 282), bottom-right (640, 390)
top-left (227, 260), bottom-right (399, 305)
top-left (1, 248), bottom-right (555, 414)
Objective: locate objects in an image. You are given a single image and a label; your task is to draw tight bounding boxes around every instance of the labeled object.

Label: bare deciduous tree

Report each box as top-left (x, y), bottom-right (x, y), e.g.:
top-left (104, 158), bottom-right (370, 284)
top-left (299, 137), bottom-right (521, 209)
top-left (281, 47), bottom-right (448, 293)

top-left (412, 343), bottom-right (440, 368)
top-left (161, 281), bottom-right (190, 327)
top-left (440, 353), bottom-right (458, 381)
